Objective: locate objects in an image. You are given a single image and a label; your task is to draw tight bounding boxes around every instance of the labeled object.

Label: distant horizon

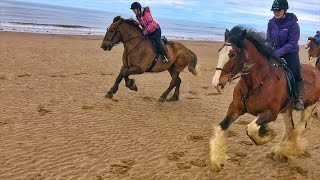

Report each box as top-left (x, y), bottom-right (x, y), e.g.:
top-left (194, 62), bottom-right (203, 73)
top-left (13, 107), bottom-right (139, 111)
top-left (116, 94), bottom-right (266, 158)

top-left (1, 0), bottom-right (319, 43)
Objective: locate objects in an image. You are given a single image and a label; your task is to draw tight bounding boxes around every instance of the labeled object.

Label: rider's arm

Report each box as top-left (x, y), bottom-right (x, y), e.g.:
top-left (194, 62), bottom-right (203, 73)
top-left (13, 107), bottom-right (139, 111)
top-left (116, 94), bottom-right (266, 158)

top-left (275, 22), bottom-right (300, 57)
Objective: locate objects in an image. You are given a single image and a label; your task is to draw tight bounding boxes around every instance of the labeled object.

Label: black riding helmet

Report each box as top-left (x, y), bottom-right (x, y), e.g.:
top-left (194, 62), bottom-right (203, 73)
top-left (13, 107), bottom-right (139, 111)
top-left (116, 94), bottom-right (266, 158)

top-left (271, 0), bottom-right (289, 11)
top-left (130, 2), bottom-right (141, 10)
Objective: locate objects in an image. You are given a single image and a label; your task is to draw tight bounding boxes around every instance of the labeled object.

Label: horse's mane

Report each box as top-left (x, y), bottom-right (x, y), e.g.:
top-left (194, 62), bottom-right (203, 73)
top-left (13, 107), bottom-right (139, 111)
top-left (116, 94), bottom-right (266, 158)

top-left (113, 16), bottom-right (143, 33)
top-left (228, 26), bottom-right (277, 61)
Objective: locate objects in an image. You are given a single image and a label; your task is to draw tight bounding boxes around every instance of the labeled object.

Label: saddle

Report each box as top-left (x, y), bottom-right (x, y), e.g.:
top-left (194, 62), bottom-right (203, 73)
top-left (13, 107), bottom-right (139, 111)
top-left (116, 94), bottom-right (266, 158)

top-left (145, 36), bottom-right (168, 72)
top-left (279, 58), bottom-right (296, 98)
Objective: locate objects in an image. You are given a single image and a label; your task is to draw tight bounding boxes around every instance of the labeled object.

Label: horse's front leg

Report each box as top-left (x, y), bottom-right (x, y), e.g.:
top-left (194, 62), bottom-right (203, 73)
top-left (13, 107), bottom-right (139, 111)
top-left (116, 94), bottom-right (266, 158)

top-left (210, 102), bottom-right (242, 172)
top-left (105, 67), bottom-right (125, 99)
top-left (246, 110), bottom-right (278, 145)
top-left (123, 66), bottom-right (144, 91)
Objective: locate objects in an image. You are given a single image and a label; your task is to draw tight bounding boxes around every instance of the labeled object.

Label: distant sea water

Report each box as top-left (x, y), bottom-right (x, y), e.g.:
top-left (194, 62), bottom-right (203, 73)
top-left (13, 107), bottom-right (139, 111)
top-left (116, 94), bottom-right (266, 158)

top-left (0, 0), bottom-right (231, 41)
top-left (0, 0), bottom-right (314, 43)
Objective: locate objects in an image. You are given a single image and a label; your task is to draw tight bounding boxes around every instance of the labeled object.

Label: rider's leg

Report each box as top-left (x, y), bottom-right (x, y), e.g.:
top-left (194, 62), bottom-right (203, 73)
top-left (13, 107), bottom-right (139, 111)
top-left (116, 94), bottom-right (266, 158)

top-left (284, 52), bottom-right (304, 110)
top-left (153, 27), bottom-right (169, 62)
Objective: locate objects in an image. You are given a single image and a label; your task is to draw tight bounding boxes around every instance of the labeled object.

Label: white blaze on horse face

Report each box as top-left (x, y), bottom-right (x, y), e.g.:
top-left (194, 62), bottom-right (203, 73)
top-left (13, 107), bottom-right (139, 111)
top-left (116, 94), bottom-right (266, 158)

top-left (305, 40), bottom-right (310, 49)
top-left (212, 45), bottom-right (232, 87)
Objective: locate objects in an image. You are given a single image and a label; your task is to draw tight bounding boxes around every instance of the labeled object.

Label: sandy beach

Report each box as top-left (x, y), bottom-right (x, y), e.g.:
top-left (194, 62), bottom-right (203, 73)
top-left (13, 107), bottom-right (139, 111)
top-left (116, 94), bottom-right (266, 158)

top-left (1, 31), bottom-right (320, 179)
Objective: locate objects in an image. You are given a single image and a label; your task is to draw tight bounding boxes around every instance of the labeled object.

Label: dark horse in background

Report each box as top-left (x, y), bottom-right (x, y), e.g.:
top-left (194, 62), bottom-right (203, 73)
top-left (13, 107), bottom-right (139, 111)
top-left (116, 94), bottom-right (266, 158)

top-left (210, 26), bottom-right (320, 171)
top-left (305, 36), bottom-right (320, 118)
top-left (101, 16), bottom-right (199, 102)
top-left (305, 36), bottom-right (320, 70)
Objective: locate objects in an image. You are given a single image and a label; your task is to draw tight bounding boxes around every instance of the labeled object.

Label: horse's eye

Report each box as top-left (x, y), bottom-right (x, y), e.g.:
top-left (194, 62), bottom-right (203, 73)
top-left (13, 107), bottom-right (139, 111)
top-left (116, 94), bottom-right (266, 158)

top-left (229, 52), bottom-right (236, 58)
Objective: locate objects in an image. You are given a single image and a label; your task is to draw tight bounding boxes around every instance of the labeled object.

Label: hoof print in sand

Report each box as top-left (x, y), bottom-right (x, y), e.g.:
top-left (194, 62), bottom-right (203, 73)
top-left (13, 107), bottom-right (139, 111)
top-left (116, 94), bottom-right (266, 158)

top-left (82, 105), bottom-right (94, 110)
top-left (17, 73), bottom-right (31, 78)
top-left (290, 166), bottom-right (308, 175)
top-left (120, 159), bottom-right (136, 166)
top-left (0, 75), bottom-right (6, 80)
top-left (37, 105), bottom-right (51, 116)
top-left (142, 96), bottom-right (155, 101)
top-left (109, 159), bottom-right (136, 174)
top-left (109, 164), bottom-right (131, 174)
top-left (176, 162), bottom-right (191, 170)
top-left (187, 135), bottom-right (204, 142)
top-left (167, 151), bottom-right (186, 161)
top-left (190, 159), bottom-right (207, 167)
top-left (239, 141), bottom-right (253, 146)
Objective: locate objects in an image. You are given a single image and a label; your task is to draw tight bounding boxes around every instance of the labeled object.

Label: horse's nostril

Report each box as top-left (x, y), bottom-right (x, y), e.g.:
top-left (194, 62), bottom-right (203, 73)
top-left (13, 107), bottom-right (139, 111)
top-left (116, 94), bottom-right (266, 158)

top-left (218, 83), bottom-right (224, 89)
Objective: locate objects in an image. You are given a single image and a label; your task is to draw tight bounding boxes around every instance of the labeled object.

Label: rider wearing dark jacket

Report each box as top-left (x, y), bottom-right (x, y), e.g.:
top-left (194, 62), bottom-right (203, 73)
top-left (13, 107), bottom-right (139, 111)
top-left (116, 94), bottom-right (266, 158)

top-left (267, 0), bottom-right (304, 110)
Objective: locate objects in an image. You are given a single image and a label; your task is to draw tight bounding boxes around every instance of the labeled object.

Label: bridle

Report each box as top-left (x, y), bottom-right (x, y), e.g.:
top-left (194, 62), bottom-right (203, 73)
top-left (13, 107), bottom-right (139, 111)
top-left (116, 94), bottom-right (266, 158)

top-left (215, 42), bottom-right (244, 83)
top-left (106, 22), bottom-right (143, 47)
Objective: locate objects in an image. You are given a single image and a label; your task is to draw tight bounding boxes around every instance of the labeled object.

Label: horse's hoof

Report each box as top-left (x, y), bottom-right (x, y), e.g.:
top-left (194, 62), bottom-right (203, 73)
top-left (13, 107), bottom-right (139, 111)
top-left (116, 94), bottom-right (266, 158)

top-left (158, 97), bottom-right (166, 102)
top-left (167, 95), bottom-right (179, 102)
top-left (210, 163), bottom-right (224, 172)
top-left (105, 92), bottom-right (113, 99)
top-left (266, 152), bottom-right (288, 162)
top-left (129, 84), bottom-right (138, 91)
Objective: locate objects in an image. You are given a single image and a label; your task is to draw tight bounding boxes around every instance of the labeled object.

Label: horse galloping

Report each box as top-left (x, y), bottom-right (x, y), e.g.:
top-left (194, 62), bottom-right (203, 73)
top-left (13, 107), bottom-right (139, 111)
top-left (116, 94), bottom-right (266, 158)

top-left (210, 27), bottom-right (320, 172)
top-left (101, 16), bottom-right (199, 102)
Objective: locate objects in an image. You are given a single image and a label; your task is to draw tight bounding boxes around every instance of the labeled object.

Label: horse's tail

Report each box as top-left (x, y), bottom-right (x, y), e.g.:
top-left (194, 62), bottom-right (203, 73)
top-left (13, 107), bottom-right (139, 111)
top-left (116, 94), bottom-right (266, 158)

top-left (187, 50), bottom-right (199, 76)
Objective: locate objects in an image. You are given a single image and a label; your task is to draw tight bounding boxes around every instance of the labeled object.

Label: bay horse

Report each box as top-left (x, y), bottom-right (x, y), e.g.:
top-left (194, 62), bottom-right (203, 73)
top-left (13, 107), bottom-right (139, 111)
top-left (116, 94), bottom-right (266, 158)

top-left (210, 26), bottom-right (320, 172)
top-left (305, 37), bottom-right (320, 69)
top-left (100, 16), bottom-right (199, 102)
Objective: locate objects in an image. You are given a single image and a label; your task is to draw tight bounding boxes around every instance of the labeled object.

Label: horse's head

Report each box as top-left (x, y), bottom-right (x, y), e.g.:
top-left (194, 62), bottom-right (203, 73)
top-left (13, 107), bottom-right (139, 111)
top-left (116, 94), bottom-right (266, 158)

top-left (305, 37), bottom-right (320, 59)
top-left (212, 28), bottom-right (246, 93)
top-left (101, 16), bottom-right (124, 51)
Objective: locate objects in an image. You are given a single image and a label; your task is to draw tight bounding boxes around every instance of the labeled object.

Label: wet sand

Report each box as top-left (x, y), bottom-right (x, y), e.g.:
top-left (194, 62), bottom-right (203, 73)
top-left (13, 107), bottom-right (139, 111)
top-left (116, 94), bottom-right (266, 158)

top-left (0, 31), bottom-right (319, 179)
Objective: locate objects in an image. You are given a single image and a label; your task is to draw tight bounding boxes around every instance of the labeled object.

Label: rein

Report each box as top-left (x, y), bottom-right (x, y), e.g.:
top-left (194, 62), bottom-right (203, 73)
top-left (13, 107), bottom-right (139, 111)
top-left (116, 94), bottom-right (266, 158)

top-left (215, 43), bottom-right (243, 83)
top-left (107, 23), bottom-right (145, 66)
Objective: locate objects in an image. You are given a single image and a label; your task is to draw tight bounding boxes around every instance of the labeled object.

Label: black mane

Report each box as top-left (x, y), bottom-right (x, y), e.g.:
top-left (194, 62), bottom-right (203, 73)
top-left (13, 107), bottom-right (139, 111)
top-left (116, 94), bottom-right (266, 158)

top-left (113, 16), bottom-right (142, 33)
top-left (227, 26), bottom-right (277, 61)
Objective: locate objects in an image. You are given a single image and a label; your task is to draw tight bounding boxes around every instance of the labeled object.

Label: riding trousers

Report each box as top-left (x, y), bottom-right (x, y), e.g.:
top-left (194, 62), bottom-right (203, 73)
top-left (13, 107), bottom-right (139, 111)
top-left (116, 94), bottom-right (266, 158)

top-left (282, 52), bottom-right (303, 82)
top-left (148, 27), bottom-right (166, 56)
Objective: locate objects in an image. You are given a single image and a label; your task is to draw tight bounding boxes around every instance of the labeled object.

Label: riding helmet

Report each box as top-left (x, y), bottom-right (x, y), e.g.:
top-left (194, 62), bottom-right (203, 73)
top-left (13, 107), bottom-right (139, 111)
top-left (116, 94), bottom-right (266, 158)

top-left (271, 0), bottom-right (289, 11)
top-left (130, 2), bottom-right (142, 10)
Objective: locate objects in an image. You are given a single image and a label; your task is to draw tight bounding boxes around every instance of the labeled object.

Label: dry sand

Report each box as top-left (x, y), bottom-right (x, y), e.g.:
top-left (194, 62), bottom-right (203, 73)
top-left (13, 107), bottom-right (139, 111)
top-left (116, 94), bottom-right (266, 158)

top-left (1, 31), bottom-right (320, 179)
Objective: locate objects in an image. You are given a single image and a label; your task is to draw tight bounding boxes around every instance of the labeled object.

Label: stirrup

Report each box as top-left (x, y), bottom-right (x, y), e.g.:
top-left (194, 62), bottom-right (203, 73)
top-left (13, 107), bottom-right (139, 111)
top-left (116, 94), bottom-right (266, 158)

top-left (293, 99), bottom-right (304, 110)
top-left (163, 56), bottom-right (169, 63)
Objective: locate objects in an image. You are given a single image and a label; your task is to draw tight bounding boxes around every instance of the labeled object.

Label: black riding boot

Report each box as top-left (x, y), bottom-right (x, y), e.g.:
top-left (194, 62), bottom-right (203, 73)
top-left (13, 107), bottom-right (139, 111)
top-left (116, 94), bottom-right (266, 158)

top-left (159, 44), bottom-right (169, 63)
top-left (294, 80), bottom-right (304, 110)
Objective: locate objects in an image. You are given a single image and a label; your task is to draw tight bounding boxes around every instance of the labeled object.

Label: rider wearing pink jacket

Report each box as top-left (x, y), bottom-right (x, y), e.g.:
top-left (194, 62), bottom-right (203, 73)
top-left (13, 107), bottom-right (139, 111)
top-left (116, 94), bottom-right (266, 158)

top-left (131, 2), bottom-right (169, 62)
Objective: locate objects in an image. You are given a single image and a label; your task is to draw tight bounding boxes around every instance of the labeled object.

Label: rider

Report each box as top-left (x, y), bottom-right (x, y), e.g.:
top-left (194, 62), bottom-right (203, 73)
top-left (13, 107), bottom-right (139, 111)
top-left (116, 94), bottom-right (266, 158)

top-left (314, 31), bottom-right (320, 45)
top-left (267, 0), bottom-right (304, 110)
top-left (130, 2), bottom-right (169, 63)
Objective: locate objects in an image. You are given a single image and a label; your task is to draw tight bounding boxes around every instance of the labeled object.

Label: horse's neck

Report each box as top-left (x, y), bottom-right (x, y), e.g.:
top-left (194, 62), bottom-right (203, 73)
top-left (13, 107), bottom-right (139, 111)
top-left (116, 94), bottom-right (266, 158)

top-left (241, 40), bottom-right (271, 86)
top-left (121, 24), bottom-right (144, 50)
top-left (244, 40), bottom-right (269, 68)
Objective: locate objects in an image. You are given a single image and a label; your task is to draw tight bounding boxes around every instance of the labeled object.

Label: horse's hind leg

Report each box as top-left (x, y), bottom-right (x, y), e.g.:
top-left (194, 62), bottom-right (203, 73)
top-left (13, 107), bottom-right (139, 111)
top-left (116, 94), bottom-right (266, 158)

top-left (158, 67), bottom-right (180, 102)
top-left (167, 68), bottom-right (181, 101)
top-left (272, 109), bottom-right (297, 160)
top-left (246, 110), bottom-right (277, 145)
top-left (296, 103), bottom-right (317, 133)
top-left (274, 106), bottom-right (316, 159)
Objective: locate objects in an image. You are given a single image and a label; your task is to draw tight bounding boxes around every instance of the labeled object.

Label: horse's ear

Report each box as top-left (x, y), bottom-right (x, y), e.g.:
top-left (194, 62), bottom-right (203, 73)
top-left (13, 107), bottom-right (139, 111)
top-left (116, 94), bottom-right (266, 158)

top-left (241, 29), bottom-right (247, 39)
top-left (308, 37), bottom-right (315, 42)
top-left (224, 29), bottom-right (230, 41)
